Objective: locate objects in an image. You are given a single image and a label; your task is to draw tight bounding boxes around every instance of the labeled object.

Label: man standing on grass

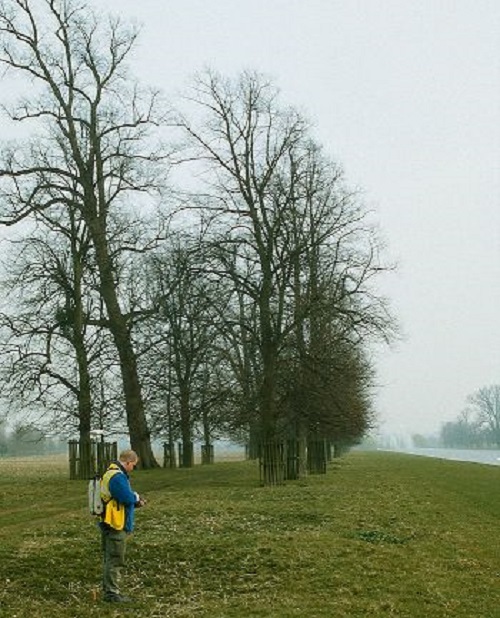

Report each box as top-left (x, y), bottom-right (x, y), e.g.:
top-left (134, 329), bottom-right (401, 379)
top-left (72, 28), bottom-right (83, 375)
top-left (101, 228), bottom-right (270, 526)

top-left (99, 449), bottom-right (146, 603)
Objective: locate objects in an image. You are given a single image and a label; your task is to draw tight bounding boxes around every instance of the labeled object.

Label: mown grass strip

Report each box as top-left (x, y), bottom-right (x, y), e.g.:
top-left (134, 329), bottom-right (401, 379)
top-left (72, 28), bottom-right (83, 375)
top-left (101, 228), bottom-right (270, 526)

top-left (0, 451), bottom-right (499, 617)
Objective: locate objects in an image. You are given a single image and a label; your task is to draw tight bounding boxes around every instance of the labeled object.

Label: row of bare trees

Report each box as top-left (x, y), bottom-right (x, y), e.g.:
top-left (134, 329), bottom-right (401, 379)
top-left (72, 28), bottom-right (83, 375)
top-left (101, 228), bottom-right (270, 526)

top-left (0, 0), bottom-right (395, 475)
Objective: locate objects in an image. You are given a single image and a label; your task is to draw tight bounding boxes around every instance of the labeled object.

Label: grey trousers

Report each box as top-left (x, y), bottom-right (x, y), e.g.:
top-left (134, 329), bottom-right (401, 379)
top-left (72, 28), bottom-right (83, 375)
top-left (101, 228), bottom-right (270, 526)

top-left (101, 527), bottom-right (127, 597)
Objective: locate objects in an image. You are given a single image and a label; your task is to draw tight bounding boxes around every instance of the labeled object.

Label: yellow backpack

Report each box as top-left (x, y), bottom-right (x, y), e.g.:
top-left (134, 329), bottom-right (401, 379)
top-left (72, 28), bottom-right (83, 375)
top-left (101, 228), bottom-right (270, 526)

top-left (100, 465), bottom-right (125, 530)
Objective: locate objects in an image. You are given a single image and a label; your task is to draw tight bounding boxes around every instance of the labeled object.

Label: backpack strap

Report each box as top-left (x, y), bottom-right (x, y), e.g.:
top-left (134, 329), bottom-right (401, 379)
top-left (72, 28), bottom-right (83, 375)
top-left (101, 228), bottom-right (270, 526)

top-left (100, 464), bottom-right (122, 504)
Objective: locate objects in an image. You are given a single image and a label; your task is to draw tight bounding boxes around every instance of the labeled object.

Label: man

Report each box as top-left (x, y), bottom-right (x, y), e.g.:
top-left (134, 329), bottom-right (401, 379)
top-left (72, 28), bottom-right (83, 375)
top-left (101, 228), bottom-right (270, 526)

top-left (99, 449), bottom-right (146, 603)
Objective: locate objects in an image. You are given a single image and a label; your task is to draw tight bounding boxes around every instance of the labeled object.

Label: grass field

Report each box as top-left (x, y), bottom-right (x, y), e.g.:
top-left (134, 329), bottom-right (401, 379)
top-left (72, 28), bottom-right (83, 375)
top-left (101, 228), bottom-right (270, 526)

top-left (1, 451), bottom-right (500, 617)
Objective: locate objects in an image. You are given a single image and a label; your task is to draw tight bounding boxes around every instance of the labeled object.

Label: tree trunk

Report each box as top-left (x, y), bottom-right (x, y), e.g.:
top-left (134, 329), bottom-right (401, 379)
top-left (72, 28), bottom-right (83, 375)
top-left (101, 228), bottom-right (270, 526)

top-left (73, 279), bottom-right (92, 444)
top-left (75, 341), bottom-right (92, 442)
top-left (91, 220), bottom-right (158, 468)
top-left (179, 385), bottom-right (193, 468)
top-left (71, 232), bottom-right (93, 461)
top-left (259, 339), bottom-right (278, 441)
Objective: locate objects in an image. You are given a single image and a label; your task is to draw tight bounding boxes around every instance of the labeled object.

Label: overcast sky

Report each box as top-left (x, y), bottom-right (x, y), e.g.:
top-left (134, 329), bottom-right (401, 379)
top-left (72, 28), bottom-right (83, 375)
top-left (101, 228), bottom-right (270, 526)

top-left (91, 1), bottom-right (500, 436)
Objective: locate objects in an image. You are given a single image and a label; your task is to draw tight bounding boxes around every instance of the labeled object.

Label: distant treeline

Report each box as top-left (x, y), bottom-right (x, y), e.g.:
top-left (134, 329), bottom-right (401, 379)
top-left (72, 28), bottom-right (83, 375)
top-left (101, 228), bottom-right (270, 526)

top-left (0, 420), bottom-right (66, 457)
top-left (407, 385), bottom-right (500, 450)
top-left (438, 385), bottom-right (500, 449)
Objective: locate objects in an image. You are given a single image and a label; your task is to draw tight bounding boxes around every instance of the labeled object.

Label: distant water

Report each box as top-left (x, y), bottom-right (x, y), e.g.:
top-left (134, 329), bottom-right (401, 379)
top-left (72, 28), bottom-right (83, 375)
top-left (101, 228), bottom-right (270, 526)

top-left (385, 447), bottom-right (500, 466)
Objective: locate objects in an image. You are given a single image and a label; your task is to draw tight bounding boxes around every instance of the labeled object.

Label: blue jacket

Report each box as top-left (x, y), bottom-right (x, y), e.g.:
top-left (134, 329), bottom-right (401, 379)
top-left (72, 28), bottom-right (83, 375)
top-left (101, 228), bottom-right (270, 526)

top-left (106, 461), bottom-right (138, 533)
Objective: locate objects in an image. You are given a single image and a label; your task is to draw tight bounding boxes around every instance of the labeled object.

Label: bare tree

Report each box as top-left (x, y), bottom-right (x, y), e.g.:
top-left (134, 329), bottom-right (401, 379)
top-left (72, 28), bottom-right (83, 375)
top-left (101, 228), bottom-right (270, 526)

top-left (176, 71), bottom-right (311, 444)
top-left (143, 236), bottom-right (223, 466)
top-left (177, 71), bottom-right (393, 446)
top-left (0, 209), bottom-right (121, 443)
top-left (215, 283), bottom-right (261, 455)
top-left (0, 0), bottom-right (169, 466)
top-left (467, 385), bottom-right (500, 446)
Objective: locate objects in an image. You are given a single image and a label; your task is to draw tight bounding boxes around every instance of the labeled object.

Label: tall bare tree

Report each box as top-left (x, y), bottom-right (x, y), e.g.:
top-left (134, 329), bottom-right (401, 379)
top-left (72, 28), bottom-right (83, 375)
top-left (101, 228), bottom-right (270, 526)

top-left (0, 204), bottom-right (124, 449)
top-left (467, 385), bottom-right (500, 446)
top-left (177, 71), bottom-right (311, 443)
top-left (143, 236), bottom-right (223, 466)
top-left (177, 71), bottom-right (393, 445)
top-left (0, 219), bottom-right (95, 436)
top-left (0, 0), bottom-right (168, 466)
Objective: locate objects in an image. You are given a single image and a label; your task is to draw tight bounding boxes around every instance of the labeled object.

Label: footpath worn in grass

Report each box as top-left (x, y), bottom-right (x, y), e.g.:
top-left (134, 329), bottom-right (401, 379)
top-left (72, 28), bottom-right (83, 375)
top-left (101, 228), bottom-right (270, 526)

top-left (1, 451), bottom-right (500, 617)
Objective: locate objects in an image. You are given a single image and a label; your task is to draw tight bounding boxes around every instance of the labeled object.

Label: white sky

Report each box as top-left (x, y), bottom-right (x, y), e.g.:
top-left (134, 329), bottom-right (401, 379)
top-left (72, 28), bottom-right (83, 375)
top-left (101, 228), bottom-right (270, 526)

top-left (33, 1), bottom-right (500, 435)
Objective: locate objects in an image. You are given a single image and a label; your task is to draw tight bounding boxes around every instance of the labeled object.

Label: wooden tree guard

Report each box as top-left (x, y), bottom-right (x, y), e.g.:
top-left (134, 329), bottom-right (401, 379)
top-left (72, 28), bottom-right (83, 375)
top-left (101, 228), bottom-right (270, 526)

top-left (245, 438), bottom-right (260, 460)
top-left (259, 441), bottom-right (286, 486)
top-left (201, 444), bottom-right (214, 464)
top-left (178, 441), bottom-right (194, 468)
top-left (285, 439), bottom-right (301, 480)
top-left (326, 441), bottom-right (333, 462)
top-left (333, 443), bottom-right (350, 458)
top-left (68, 440), bottom-right (117, 480)
top-left (163, 442), bottom-right (177, 468)
top-left (307, 439), bottom-right (327, 474)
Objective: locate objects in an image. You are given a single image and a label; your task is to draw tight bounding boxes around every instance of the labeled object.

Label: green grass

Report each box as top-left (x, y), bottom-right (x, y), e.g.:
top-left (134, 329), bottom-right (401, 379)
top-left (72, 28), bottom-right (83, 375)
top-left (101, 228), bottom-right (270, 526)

top-left (1, 451), bottom-right (500, 617)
